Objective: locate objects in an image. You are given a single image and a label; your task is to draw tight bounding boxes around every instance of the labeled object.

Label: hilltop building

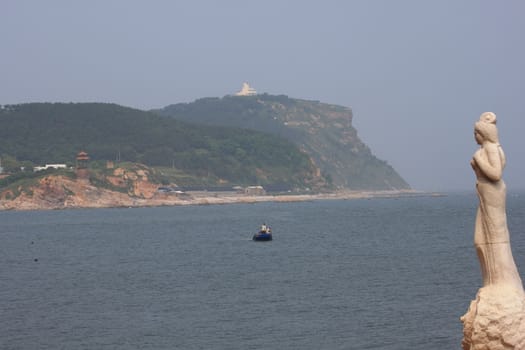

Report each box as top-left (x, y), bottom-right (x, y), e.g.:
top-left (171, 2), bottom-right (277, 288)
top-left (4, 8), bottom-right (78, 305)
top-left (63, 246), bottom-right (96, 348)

top-left (235, 82), bottom-right (257, 96)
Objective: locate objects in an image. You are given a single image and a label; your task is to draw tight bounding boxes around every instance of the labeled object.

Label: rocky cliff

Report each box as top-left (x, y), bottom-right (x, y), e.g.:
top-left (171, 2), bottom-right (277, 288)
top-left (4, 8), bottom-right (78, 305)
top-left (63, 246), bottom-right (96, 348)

top-left (0, 165), bottom-right (165, 210)
top-left (155, 94), bottom-right (410, 190)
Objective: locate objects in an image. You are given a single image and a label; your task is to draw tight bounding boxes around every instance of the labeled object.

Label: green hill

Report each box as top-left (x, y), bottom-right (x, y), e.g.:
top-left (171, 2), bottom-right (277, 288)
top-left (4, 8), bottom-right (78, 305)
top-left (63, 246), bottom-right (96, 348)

top-left (154, 94), bottom-right (410, 190)
top-left (0, 103), bottom-right (323, 190)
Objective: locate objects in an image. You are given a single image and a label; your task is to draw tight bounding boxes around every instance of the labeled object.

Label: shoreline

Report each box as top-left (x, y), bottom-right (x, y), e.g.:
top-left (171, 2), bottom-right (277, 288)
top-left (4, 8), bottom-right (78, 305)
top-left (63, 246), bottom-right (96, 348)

top-left (0, 190), bottom-right (443, 212)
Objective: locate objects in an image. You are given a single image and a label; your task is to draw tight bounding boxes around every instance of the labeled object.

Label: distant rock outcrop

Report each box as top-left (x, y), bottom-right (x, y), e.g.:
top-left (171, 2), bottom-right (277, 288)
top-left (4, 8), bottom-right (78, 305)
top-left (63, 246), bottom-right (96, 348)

top-left (0, 165), bottom-right (162, 210)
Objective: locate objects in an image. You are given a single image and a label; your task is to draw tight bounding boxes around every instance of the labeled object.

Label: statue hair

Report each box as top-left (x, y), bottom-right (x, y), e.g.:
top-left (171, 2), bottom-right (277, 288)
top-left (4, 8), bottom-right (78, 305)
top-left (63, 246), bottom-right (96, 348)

top-left (475, 112), bottom-right (499, 143)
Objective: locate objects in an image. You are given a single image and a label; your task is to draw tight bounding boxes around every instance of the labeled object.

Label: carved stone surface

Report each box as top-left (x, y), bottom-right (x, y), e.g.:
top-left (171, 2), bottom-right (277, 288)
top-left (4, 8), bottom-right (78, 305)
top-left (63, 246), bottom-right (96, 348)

top-left (462, 286), bottom-right (525, 350)
top-left (462, 112), bottom-right (525, 349)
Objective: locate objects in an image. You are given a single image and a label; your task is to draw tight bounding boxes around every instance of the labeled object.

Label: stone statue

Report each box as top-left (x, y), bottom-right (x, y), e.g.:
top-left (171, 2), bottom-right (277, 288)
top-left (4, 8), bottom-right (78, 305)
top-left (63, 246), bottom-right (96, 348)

top-left (461, 112), bottom-right (525, 350)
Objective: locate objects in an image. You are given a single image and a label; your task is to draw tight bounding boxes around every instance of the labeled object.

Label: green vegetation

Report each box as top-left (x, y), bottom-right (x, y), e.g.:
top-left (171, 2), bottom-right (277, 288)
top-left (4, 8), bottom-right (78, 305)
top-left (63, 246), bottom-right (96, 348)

top-left (0, 168), bottom-right (70, 189)
top-left (0, 103), bottom-right (320, 190)
top-left (0, 168), bottom-right (74, 200)
top-left (154, 94), bottom-right (410, 190)
top-left (0, 94), bottom-right (410, 192)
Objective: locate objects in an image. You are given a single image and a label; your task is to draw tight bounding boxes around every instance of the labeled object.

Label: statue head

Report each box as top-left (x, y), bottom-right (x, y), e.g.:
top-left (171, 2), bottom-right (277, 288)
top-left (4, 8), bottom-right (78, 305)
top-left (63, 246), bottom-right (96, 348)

top-left (475, 112), bottom-right (499, 143)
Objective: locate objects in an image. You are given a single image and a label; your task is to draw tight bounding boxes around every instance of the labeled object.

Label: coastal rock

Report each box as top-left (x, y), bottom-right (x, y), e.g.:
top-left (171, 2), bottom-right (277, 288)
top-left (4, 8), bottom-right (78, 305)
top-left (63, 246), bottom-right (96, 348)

top-left (0, 160), bottom-right (419, 210)
top-left (0, 175), bottom-right (133, 210)
top-left (131, 178), bottom-right (158, 199)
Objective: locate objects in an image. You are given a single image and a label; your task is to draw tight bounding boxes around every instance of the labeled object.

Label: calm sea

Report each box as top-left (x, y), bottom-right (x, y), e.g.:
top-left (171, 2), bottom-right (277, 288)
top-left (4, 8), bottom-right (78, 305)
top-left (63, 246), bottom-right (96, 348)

top-left (2, 192), bottom-right (525, 350)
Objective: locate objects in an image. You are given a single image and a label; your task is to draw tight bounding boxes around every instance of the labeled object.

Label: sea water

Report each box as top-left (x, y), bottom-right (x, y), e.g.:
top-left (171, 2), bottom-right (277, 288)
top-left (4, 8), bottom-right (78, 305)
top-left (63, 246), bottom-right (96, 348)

top-left (1, 192), bottom-right (525, 349)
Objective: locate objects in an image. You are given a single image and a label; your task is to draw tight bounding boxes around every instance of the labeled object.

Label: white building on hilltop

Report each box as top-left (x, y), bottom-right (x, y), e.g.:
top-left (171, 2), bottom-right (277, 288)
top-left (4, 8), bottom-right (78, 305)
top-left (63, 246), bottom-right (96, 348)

top-left (235, 82), bottom-right (257, 96)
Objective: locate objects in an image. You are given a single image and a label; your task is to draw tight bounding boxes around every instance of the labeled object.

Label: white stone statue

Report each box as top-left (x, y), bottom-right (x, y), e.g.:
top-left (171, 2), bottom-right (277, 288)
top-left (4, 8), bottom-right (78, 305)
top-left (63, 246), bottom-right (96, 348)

top-left (461, 112), bottom-right (525, 350)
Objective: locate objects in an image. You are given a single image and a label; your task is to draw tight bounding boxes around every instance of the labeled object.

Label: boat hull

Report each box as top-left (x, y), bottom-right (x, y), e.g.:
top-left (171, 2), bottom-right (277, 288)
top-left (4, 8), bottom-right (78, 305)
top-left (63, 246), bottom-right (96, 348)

top-left (252, 233), bottom-right (272, 241)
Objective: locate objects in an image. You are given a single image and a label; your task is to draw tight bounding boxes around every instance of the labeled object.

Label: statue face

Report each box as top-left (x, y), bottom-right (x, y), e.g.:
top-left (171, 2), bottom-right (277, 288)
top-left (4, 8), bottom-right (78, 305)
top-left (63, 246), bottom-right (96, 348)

top-left (474, 130), bottom-right (483, 145)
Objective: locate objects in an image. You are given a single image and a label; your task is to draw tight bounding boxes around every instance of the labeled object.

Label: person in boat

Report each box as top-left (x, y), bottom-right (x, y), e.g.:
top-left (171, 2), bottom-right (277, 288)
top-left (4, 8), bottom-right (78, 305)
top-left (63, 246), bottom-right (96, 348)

top-left (260, 223), bottom-right (268, 233)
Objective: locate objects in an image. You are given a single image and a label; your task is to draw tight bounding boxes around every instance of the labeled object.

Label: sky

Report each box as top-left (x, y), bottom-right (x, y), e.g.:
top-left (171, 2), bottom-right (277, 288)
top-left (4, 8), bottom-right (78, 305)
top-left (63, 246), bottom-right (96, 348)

top-left (1, 0), bottom-right (524, 191)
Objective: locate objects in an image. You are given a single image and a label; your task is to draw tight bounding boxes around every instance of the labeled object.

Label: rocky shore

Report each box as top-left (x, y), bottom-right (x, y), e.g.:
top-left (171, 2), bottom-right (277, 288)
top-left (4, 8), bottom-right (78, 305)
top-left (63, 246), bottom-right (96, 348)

top-left (0, 173), bottom-right (423, 211)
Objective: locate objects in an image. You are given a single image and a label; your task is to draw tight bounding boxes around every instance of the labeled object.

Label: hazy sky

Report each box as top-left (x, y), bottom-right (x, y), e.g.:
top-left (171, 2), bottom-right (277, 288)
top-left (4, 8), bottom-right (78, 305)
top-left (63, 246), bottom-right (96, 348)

top-left (2, 1), bottom-right (524, 191)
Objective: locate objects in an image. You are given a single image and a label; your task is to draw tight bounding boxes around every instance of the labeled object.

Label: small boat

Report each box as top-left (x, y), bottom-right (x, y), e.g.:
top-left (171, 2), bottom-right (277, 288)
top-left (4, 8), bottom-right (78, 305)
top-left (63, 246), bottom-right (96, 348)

top-left (253, 224), bottom-right (272, 241)
top-left (253, 230), bottom-right (272, 241)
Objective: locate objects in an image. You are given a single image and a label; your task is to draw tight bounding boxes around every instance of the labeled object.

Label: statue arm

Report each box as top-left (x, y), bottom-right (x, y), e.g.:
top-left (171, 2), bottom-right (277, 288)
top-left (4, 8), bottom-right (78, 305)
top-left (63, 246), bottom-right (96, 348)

top-left (473, 144), bottom-right (503, 181)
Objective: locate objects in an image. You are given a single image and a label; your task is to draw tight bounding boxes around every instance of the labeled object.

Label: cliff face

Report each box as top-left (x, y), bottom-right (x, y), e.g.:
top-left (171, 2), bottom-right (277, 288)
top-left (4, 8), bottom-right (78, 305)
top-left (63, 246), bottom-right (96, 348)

top-left (155, 95), bottom-right (410, 190)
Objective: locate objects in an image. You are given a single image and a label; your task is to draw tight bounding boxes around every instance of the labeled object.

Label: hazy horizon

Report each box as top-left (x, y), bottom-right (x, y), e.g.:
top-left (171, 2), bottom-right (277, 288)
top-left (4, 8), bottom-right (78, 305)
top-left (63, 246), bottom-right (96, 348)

top-left (2, 1), bottom-right (524, 191)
